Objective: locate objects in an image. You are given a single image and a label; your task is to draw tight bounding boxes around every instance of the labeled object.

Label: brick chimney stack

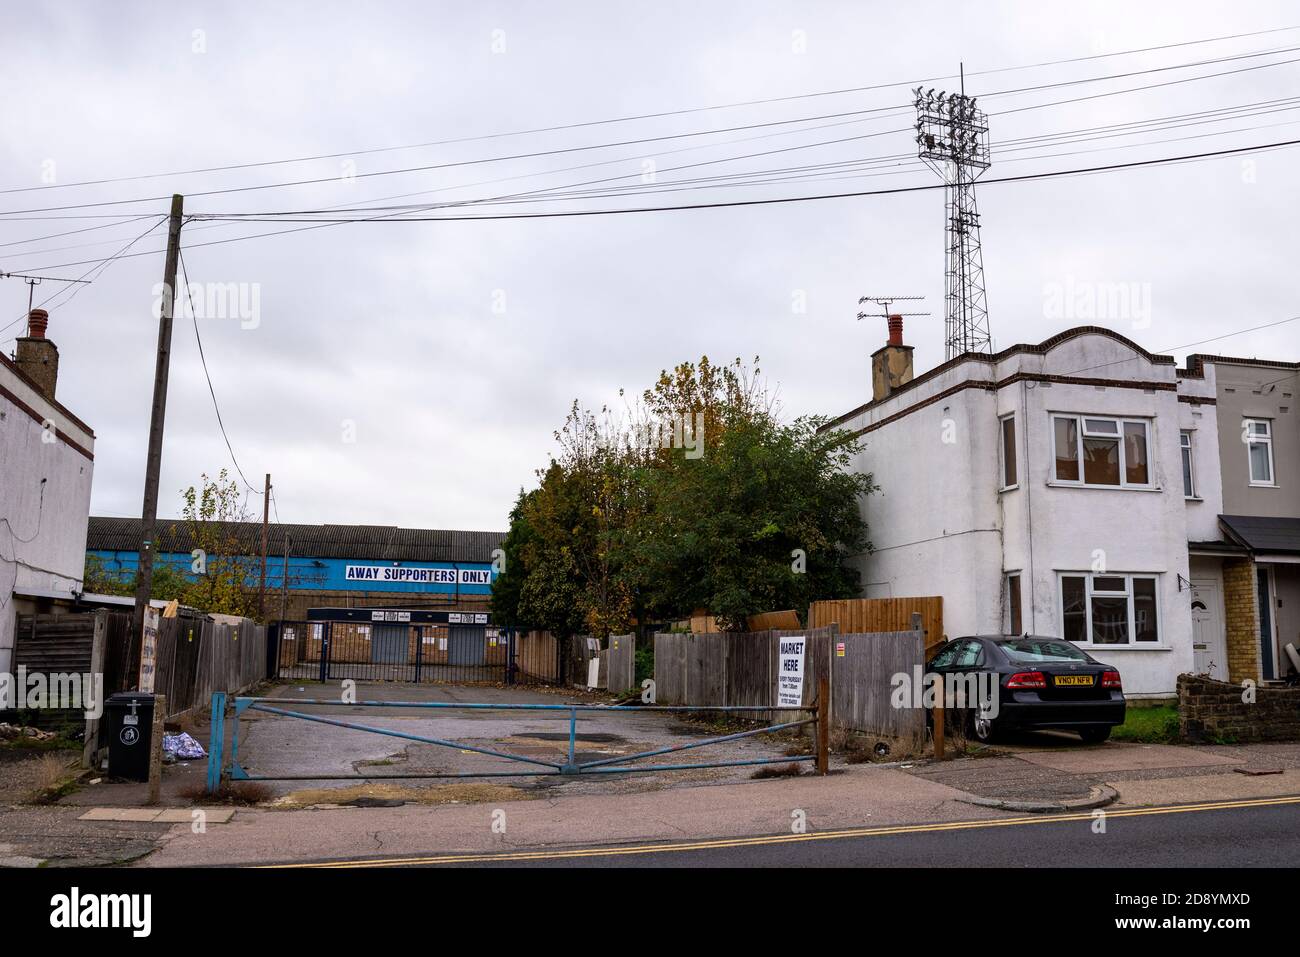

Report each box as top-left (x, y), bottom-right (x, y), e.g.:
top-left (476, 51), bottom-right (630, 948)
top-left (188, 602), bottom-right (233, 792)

top-left (871, 314), bottom-right (914, 402)
top-left (15, 308), bottom-right (60, 401)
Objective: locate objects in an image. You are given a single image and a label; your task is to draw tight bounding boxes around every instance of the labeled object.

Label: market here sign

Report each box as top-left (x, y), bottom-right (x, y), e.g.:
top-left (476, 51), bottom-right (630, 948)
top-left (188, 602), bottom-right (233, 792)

top-left (345, 565), bottom-right (493, 586)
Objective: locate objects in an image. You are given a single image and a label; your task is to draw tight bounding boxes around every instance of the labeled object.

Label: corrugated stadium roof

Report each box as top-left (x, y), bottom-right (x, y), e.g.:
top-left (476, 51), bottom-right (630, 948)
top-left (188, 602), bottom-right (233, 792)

top-left (87, 516), bottom-right (506, 563)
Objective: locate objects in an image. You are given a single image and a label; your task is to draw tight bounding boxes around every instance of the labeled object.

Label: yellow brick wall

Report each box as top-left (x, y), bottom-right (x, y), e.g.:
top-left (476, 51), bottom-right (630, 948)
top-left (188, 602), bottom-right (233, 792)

top-left (1223, 558), bottom-right (1262, 683)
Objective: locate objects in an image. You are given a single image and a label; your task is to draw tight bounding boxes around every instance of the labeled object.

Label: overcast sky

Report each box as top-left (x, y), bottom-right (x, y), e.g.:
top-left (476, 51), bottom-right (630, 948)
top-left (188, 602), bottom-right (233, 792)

top-left (3, 1), bottom-right (1298, 532)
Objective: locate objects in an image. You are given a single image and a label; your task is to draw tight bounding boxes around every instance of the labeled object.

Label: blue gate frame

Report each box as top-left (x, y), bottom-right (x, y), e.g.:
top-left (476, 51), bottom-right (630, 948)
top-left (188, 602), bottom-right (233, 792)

top-left (206, 691), bottom-right (828, 792)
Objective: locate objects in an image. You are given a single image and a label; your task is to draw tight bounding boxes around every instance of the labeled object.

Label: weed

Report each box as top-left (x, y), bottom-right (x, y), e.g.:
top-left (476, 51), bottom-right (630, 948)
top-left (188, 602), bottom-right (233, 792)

top-left (750, 762), bottom-right (804, 779)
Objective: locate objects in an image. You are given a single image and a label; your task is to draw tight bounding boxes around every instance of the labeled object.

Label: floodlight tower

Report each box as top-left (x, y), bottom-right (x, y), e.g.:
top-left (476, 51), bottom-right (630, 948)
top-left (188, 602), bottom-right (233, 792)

top-left (913, 67), bottom-right (992, 360)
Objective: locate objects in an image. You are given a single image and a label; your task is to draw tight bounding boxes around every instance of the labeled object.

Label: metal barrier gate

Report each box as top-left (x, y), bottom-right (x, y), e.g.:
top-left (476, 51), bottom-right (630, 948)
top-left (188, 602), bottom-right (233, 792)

top-left (206, 687), bottom-right (829, 792)
top-left (274, 608), bottom-right (514, 685)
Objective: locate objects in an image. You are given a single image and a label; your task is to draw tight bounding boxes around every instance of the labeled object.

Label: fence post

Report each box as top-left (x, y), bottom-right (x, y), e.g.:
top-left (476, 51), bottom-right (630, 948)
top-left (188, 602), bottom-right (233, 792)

top-left (147, 693), bottom-right (166, 805)
top-left (816, 677), bottom-right (829, 775)
top-left (916, 611), bottom-right (945, 761)
top-left (206, 691), bottom-right (226, 794)
top-left (564, 706), bottom-right (577, 774)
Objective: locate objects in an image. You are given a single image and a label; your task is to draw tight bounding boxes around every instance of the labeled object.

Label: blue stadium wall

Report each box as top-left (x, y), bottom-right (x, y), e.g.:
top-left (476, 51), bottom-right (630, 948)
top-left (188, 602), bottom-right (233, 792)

top-left (88, 550), bottom-right (496, 598)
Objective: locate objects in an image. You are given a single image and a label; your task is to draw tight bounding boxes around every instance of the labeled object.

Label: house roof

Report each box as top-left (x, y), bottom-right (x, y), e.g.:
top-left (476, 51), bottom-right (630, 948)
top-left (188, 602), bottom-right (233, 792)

top-left (0, 349), bottom-right (95, 438)
top-left (1219, 515), bottom-right (1300, 556)
top-left (1181, 353), bottom-right (1300, 379)
top-left (823, 325), bottom-right (1176, 431)
top-left (87, 516), bottom-right (506, 563)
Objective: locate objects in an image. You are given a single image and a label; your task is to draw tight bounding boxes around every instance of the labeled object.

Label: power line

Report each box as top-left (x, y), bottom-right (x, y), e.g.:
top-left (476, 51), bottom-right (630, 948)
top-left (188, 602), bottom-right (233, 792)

top-left (9, 136), bottom-right (1300, 279)
top-left (192, 136), bottom-right (1300, 224)
top-left (10, 92), bottom-right (1297, 266)
top-left (3, 23), bottom-right (1296, 197)
top-left (0, 215), bottom-right (166, 341)
top-left (178, 246), bottom-right (261, 495)
top-left (6, 39), bottom-right (1300, 221)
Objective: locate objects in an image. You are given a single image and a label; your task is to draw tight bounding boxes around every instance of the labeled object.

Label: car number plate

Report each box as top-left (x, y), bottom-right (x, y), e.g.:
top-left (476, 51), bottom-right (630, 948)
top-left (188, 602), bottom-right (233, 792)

top-left (1054, 675), bottom-right (1094, 686)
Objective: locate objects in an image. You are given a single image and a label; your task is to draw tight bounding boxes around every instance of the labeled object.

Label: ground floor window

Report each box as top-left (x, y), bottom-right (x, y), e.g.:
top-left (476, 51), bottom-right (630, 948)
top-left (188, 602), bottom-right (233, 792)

top-left (1059, 572), bottom-right (1160, 645)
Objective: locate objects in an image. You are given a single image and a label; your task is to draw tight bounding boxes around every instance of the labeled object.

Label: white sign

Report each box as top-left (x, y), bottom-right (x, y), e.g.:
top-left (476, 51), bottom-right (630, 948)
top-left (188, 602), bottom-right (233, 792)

top-left (345, 565), bottom-right (492, 585)
top-left (369, 610), bottom-right (412, 622)
top-left (448, 613), bottom-right (488, 625)
top-left (139, 607), bottom-right (160, 693)
top-left (777, 636), bottom-right (806, 708)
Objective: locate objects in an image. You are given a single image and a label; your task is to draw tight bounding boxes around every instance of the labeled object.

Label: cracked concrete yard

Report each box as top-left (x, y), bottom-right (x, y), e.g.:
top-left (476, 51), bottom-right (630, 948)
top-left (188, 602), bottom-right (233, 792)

top-left (231, 681), bottom-right (815, 805)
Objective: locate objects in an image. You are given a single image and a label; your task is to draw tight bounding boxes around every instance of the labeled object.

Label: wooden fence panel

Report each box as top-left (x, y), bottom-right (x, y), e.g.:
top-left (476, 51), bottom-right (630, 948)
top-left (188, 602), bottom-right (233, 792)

top-left (515, 630), bottom-right (560, 683)
top-left (653, 633), bottom-right (685, 704)
top-left (808, 597), bottom-right (944, 653)
top-left (723, 630), bottom-right (771, 707)
top-left (831, 629), bottom-right (925, 737)
top-left (606, 634), bottom-right (635, 694)
top-left (684, 634), bottom-right (723, 706)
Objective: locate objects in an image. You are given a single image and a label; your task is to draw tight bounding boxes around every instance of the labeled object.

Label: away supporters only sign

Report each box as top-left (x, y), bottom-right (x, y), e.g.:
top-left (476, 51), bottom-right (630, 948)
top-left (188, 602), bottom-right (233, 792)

top-left (345, 564), bottom-right (492, 585)
top-left (777, 635), bottom-right (806, 707)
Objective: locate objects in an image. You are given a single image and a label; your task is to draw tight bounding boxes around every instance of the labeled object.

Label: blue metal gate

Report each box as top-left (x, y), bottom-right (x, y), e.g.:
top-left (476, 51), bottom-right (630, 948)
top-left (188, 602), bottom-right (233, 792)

top-left (206, 690), bottom-right (828, 792)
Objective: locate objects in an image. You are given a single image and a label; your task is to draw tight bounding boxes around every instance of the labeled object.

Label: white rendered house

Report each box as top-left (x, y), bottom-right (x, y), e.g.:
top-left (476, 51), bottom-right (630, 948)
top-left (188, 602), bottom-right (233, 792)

top-left (825, 321), bottom-right (1214, 698)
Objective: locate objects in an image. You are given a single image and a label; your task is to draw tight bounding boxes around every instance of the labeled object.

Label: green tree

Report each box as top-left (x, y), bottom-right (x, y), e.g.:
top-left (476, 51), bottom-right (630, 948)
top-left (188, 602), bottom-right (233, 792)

top-left (499, 357), bottom-right (874, 634)
top-left (173, 469), bottom-right (260, 618)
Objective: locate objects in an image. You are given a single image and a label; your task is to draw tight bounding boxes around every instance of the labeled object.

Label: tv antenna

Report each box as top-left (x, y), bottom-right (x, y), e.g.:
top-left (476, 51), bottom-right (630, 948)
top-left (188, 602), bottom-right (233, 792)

top-left (0, 271), bottom-right (90, 315)
top-left (856, 295), bottom-right (930, 324)
top-left (913, 62), bottom-right (992, 360)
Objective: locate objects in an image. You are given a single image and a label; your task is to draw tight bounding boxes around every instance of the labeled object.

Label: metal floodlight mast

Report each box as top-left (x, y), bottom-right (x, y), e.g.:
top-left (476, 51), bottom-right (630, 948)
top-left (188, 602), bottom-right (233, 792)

top-left (913, 68), bottom-right (993, 361)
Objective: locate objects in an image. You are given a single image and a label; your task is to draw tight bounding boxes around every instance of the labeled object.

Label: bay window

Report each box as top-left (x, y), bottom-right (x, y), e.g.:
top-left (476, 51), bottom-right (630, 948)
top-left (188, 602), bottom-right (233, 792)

top-left (1052, 414), bottom-right (1152, 488)
top-left (1059, 573), bottom-right (1160, 645)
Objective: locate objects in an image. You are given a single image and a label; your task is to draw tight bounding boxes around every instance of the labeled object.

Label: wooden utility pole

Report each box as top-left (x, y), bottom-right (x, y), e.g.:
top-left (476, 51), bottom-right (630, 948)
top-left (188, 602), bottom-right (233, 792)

top-left (131, 194), bottom-right (184, 674)
top-left (257, 473), bottom-right (271, 618)
top-left (279, 533), bottom-right (290, 624)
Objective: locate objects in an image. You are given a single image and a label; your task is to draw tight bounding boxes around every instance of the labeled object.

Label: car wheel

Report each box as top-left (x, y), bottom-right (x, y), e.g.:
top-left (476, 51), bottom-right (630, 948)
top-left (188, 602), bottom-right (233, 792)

top-left (1078, 727), bottom-right (1111, 744)
top-left (968, 711), bottom-right (998, 743)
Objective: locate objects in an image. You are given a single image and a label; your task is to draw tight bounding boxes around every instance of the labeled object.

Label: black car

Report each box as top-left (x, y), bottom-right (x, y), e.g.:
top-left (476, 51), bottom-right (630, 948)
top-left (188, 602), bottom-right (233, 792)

top-left (925, 635), bottom-right (1126, 744)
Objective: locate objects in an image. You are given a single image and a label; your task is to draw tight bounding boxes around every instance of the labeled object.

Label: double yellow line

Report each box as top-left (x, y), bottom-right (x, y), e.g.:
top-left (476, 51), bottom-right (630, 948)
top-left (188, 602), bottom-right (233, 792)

top-left (264, 794), bottom-right (1300, 868)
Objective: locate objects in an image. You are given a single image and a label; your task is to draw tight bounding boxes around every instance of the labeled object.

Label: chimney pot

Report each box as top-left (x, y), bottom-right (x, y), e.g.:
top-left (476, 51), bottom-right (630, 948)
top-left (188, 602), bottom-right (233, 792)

top-left (27, 308), bottom-right (49, 339)
top-left (887, 313), bottom-right (904, 346)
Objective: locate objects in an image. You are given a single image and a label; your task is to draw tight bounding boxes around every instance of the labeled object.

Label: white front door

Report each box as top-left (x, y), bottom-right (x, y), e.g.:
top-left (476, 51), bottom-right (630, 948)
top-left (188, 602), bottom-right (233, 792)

top-left (1190, 581), bottom-right (1226, 680)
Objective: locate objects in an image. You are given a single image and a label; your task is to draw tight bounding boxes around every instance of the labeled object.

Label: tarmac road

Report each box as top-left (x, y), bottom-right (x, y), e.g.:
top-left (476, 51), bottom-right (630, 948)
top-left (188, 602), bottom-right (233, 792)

top-left (273, 796), bottom-right (1300, 868)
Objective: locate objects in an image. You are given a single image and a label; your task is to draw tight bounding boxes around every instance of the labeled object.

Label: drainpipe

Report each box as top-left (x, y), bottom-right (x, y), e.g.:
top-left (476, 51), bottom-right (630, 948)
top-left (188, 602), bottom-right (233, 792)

top-left (1022, 380), bottom-right (1037, 633)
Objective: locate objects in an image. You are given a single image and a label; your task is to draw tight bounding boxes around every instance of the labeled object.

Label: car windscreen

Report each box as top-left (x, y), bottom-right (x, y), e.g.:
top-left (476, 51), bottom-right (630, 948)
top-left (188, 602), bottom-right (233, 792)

top-left (997, 638), bottom-right (1088, 663)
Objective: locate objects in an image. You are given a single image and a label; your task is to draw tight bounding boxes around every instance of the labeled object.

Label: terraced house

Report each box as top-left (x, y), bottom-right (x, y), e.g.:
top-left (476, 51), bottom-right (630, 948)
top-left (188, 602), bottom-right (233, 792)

top-left (828, 319), bottom-right (1297, 699)
top-left (1182, 353), bottom-right (1300, 686)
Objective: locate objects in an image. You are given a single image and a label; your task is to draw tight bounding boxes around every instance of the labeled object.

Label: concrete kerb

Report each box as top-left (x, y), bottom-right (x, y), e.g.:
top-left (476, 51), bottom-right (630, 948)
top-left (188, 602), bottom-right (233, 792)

top-left (955, 783), bottom-right (1119, 814)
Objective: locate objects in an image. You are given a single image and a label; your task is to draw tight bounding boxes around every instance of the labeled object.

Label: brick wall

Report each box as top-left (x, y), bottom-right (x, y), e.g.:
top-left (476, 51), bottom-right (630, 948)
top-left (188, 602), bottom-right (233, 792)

top-left (1178, 673), bottom-right (1300, 743)
top-left (1222, 558), bottom-right (1262, 683)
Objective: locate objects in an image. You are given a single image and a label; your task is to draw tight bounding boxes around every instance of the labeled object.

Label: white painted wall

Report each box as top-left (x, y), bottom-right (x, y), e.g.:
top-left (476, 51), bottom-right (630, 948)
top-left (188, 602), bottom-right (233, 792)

top-left (0, 357), bottom-right (95, 673)
top-left (834, 328), bottom-right (1209, 697)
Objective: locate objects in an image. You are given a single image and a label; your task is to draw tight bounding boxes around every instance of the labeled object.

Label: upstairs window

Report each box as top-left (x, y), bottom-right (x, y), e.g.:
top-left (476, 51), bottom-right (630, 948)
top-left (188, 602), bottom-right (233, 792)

top-left (1244, 418), bottom-right (1275, 486)
top-left (1180, 431), bottom-right (1195, 498)
top-left (999, 414), bottom-right (1017, 489)
top-left (1052, 415), bottom-right (1152, 488)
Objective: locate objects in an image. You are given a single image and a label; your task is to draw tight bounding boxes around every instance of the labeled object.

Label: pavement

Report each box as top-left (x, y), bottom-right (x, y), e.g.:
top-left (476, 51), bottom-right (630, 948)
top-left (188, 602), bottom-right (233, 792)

top-left (1, 681), bottom-right (1299, 867)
